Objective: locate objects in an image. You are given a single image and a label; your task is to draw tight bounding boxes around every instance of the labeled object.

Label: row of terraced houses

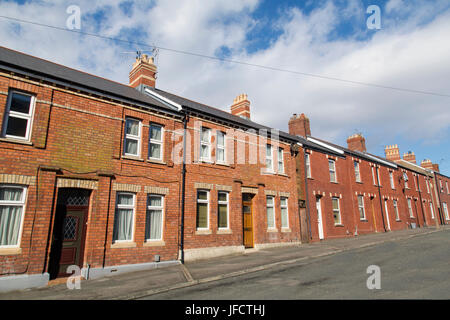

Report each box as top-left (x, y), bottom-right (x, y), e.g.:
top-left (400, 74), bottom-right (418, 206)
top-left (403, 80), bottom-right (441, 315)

top-left (0, 46), bottom-right (449, 292)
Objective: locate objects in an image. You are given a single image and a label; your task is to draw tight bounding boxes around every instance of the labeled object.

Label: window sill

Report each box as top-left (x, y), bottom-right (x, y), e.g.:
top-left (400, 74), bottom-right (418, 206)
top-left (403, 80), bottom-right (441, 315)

top-left (330, 181), bottom-right (339, 184)
top-left (277, 172), bottom-right (288, 177)
top-left (143, 240), bottom-right (165, 247)
top-left (122, 155), bottom-right (144, 162)
top-left (355, 181), bottom-right (363, 184)
top-left (334, 224), bottom-right (344, 227)
top-left (217, 229), bottom-right (232, 234)
top-left (111, 242), bottom-right (137, 249)
top-left (396, 219), bottom-right (402, 222)
top-left (360, 219), bottom-right (368, 222)
top-left (267, 228), bottom-right (278, 233)
top-left (281, 228), bottom-right (291, 233)
top-left (198, 159), bottom-right (213, 164)
top-left (195, 229), bottom-right (212, 235)
top-left (0, 247), bottom-right (22, 255)
top-left (0, 137), bottom-right (33, 146)
top-left (215, 162), bottom-right (230, 167)
top-left (147, 158), bottom-right (166, 165)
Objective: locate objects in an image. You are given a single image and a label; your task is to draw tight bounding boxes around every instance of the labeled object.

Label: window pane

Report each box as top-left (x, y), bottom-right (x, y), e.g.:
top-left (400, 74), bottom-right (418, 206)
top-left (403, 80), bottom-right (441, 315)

top-left (149, 196), bottom-right (162, 207)
top-left (0, 205), bottom-right (23, 245)
top-left (201, 128), bottom-right (209, 142)
top-left (146, 209), bottom-right (162, 240)
top-left (0, 187), bottom-right (23, 201)
top-left (126, 119), bottom-right (139, 136)
top-left (10, 93), bottom-right (31, 114)
top-left (113, 209), bottom-right (133, 241)
top-left (332, 198), bottom-right (339, 210)
top-left (358, 196), bottom-right (363, 207)
top-left (217, 132), bottom-right (224, 146)
top-left (201, 145), bottom-right (209, 158)
top-left (125, 139), bottom-right (138, 155)
top-left (281, 207), bottom-right (288, 228)
top-left (329, 160), bottom-right (335, 171)
top-left (198, 191), bottom-right (208, 201)
top-left (6, 116), bottom-right (28, 137)
top-left (150, 125), bottom-right (162, 141)
top-left (150, 143), bottom-right (161, 159)
top-left (217, 149), bottom-right (224, 162)
top-left (266, 145), bottom-right (272, 157)
top-left (330, 171), bottom-right (336, 182)
top-left (280, 198), bottom-right (287, 207)
top-left (218, 204), bottom-right (228, 228)
top-left (266, 196), bottom-right (274, 206)
top-left (218, 192), bottom-right (227, 202)
top-left (266, 159), bottom-right (272, 169)
top-left (267, 206), bottom-right (274, 228)
top-left (118, 194), bottom-right (133, 205)
top-left (197, 203), bottom-right (208, 228)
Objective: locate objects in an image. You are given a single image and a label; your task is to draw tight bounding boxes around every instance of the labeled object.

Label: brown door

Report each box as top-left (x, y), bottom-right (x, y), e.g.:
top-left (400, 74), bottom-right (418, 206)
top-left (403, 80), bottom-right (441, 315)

top-left (57, 208), bottom-right (88, 276)
top-left (243, 194), bottom-right (254, 248)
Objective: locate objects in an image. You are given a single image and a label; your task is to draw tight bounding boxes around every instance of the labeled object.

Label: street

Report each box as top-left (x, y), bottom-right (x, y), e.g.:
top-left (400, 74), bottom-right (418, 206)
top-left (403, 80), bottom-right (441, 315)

top-left (143, 229), bottom-right (450, 299)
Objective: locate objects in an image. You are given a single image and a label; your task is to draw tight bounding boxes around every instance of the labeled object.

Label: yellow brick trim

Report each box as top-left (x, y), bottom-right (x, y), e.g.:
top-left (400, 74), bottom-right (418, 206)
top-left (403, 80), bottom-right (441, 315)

top-left (57, 178), bottom-right (98, 190)
top-left (0, 174), bottom-right (36, 186)
top-left (144, 186), bottom-right (169, 195)
top-left (279, 192), bottom-right (290, 198)
top-left (112, 183), bottom-right (141, 193)
top-left (194, 182), bottom-right (213, 190)
top-left (241, 187), bottom-right (258, 194)
top-left (215, 184), bottom-right (233, 191)
top-left (264, 190), bottom-right (277, 196)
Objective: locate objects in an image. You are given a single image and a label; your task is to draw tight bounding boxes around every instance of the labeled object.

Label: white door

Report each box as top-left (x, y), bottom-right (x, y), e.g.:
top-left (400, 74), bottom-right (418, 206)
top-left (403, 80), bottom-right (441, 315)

top-left (384, 200), bottom-right (391, 231)
top-left (316, 198), bottom-right (324, 240)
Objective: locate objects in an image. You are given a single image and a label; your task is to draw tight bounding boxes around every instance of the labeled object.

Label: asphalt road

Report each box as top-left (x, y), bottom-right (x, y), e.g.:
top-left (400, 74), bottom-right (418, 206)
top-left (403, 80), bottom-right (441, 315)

top-left (142, 229), bottom-right (450, 299)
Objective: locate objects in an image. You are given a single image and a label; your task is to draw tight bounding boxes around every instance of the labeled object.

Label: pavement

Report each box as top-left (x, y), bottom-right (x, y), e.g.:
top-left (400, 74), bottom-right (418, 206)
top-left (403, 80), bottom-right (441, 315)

top-left (1, 225), bottom-right (448, 300)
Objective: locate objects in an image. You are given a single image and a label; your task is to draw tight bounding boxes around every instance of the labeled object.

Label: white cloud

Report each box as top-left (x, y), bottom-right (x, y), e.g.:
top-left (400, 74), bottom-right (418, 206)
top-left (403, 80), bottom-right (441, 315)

top-left (0, 0), bottom-right (449, 166)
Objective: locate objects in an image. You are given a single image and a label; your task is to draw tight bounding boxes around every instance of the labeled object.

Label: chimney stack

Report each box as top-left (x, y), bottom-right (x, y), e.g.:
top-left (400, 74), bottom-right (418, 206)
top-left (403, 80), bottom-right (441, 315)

top-left (230, 94), bottom-right (250, 119)
top-left (403, 151), bottom-right (416, 164)
top-left (421, 159), bottom-right (440, 172)
top-left (129, 54), bottom-right (157, 88)
top-left (288, 113), bottom-right (311, 137)
top-left (347, 133), bottom-right (366, 152)
top-left (385, 144), bottom-right (401, 162)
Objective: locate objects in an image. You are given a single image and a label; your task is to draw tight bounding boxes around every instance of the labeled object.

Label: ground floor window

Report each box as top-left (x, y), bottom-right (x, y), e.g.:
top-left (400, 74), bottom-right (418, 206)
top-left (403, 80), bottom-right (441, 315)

top-left (0, 185), bottom-right (26, 246)
top-left (280, 197), bottom-right (289, 228)
top-left (429, 202), bottom-right (435, 219)
top-left (393, 200), bottom-right (400, 220)
top-left (443, 203), bottom-right (449, 220)
top-left (196, 190), bottom-right (209, 229)
top-left (357, 195), bottom-right (365, 220)
top-left (218, 191), bottom-right (229, 229)
top-left (407, 198), bottom-right (414, 218)
top-left (266, 196), bottom-right (275, 229)
top-left (113, 192), bottom-right (135, 241)
top-left (146, 195), bottom-right (164, 240)
top-left (332, 197), bottom-right (341, 225)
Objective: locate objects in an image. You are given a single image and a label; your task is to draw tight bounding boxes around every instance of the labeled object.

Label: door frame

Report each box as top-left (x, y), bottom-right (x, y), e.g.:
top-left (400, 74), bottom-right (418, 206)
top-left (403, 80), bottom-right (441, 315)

top-left (315, 196), bottom-right (324, 240)
top-left (384, 199), bottom-right (391, 231)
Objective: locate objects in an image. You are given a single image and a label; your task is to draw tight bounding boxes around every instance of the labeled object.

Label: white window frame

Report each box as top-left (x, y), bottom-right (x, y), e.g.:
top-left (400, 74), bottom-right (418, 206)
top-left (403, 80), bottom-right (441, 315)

top-left (196, 190), bottom-right (210, 230)
top-left (426, 179), bottom-right (430, 193)
top-left (372, 167), bottom-right (377, 185)
top-left (329, 159), bottom-right (337, 183)
top-left (266, 144), bottom-right (274, 172)
top-left (332, 197), bottom-right (341, 225)
top-left (357, 195), bottom-right (365, 220)
top-left (266, 196), bottom-right (276, 229)
top-left (305, 153), bottom-right (312, 178)
top-left (407, 198), bottom-right (414, 218)
top-left (217, 191), bottom-right (229, 229)
top-left (354, 161), bottom-right (361, 183)
top-left (2, 91), bottom-right (36, 141)
top-left (123, 118), bottom-right (142, 157)
top-left (146, 194), bottom-right (164, 241)
top-left (216, 131), bottom-right (226, 164)
top-left (113, 192), bottom-right (135, 242)
top-left (200, 127), bottom-right (211, 162)
top-left (404, 172), bottom-right (409, 189)
top-left (0, 185), bottom-right (27, 248)
top-left (277, 147), bottom-right (285, 174)
top-left (439, 179), bottom-right (443, 192)
top-left (280, 197), bottom-right (289, 229)
top-left (389, 171), bottom-right (395, 189)
top-left (446, 181), bottom-right (449, 194)
top-left (443, 203), bottom-right (449, 220)
top-left (413, 175), bottom-right (418, 191)
top-left (393, 200), bottom-right (400, 221)
top-left (149, 123), bottom-right (164, 161)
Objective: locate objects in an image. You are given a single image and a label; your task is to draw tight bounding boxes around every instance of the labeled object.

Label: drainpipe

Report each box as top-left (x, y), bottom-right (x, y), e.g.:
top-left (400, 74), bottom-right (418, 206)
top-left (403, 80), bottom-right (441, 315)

top-left (102, 174), bottom-right (114, 269)
top-left (179, 112), bottom-right (188, 264)
top-left (434, 174), bottom-right (445, 225)
top-left (375, 166), bottom-right (387, 232)
top-left (302, 149), bottom-right (312, 241)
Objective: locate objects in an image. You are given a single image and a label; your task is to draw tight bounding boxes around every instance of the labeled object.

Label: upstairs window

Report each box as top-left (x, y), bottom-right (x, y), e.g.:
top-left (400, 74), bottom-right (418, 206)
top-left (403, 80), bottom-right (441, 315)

top-left (354, 161), bottom-right (361, 183)
top-left (426, 179), bottom-right (430, 193)
top-left (305, 153), bottom-right (312, 178)
top-left (277, 148), bottom-right (284, 174)
top-left (149, 124), bottom-right (163, 160)
top-left (2, 91), bottom-right (35, 141)
top-left (389, 171), bottom-right (395, 189)
top-left (124, 118), bottom-right (141, 157)
top-left (266, 144), bottom-right (273, 172)
top-left (200, 127), bottom-right (211, 161)
top-left (446, 182), bottom-right (449, 194)
top-left (329, 159), bottom-right (337, 183)
top-left (403, 172), bottom-right (409, 189)
top-left (216, 131), bottom-right (226, 164)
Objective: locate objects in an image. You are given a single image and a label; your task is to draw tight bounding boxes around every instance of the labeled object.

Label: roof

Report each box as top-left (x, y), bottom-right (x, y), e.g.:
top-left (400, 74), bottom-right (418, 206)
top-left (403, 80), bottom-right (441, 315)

top-left (0, 46), bottom-right (178, 115)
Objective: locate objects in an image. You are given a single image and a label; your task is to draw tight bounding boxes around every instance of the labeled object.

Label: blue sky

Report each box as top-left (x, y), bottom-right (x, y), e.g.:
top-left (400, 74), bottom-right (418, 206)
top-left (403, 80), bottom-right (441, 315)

top-left (0, 0), bottom-right (449, 174)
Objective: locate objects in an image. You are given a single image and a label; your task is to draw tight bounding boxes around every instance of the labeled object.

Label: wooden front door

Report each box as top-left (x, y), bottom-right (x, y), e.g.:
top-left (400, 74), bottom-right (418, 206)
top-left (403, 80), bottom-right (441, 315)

top-left (58, 208), bottom-right (88, 276)
top-left (243, 194), bottom-right (254, 248)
